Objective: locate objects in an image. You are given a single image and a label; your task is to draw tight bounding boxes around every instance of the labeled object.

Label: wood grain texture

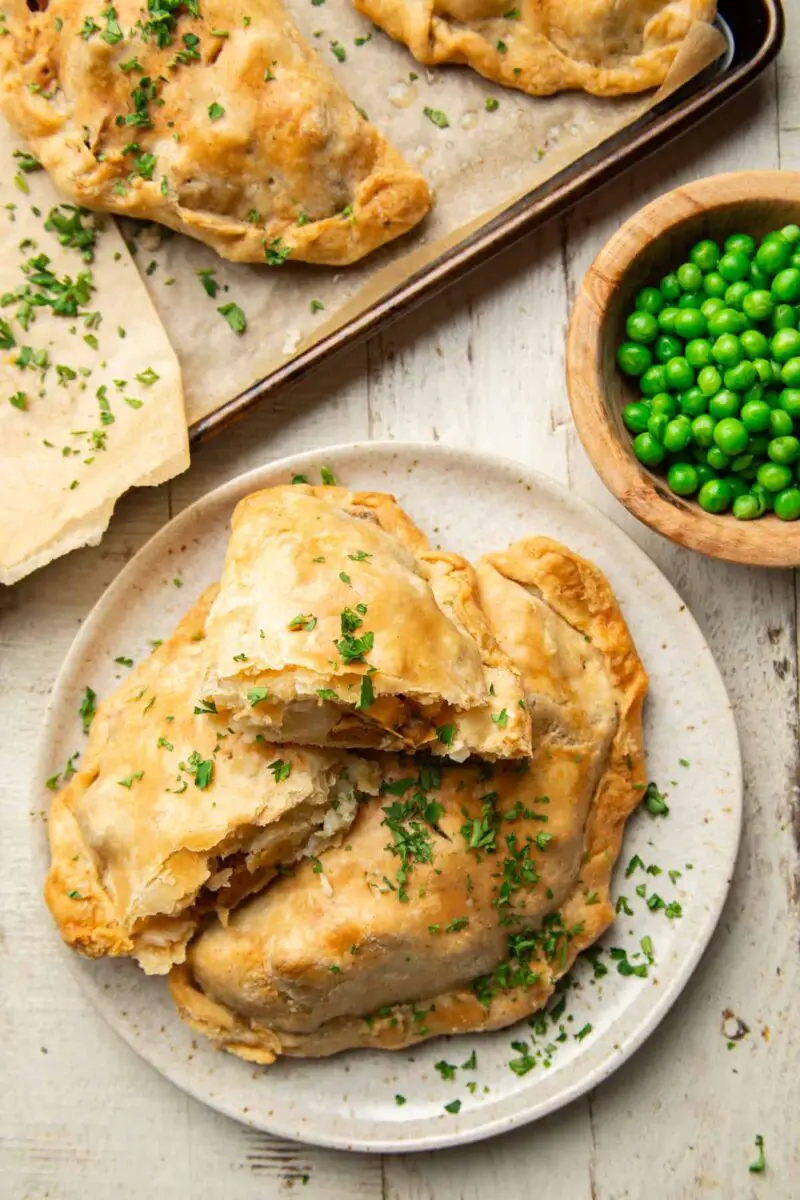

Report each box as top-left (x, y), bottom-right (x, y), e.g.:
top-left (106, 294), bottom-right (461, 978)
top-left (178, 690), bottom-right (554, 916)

top-left (567, 169), bottom-right (800, 567)
top-left (2, 35), bottom-right (800, 1200)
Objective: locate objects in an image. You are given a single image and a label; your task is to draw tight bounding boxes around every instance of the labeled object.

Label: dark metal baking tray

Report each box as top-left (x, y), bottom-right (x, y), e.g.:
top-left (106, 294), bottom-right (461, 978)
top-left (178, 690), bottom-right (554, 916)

top-left (190, 0), bottom-right (785, 447)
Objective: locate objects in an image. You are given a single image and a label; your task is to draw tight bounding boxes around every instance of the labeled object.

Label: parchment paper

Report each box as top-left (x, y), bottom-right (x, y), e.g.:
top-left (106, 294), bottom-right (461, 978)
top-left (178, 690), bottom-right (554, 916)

top-left (123, 11), bottom-right (726, 426)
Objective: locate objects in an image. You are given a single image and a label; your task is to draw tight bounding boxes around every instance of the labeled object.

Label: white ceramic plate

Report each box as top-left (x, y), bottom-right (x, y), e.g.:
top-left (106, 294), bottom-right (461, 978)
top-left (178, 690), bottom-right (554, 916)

top-left (33, 443), bottom-right (742, 1153)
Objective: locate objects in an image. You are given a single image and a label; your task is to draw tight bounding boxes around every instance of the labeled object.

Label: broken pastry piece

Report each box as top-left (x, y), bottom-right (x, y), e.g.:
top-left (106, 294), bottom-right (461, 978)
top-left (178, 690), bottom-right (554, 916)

top-left (44, 588), bottom-right (380, 974)
top-left (169, 537), bottom-right (648, 1061)
top-left (0, 0), bottom-right (430, 266)
top-left (353, 0), bottom-right (717, 98)
top-left (200, 484), bottom-right (532, 760)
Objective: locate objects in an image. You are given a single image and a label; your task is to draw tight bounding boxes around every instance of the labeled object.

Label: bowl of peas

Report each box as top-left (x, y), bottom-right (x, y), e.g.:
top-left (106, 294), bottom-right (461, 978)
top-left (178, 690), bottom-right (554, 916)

top-left (567, 170), bottom-right (800, 566)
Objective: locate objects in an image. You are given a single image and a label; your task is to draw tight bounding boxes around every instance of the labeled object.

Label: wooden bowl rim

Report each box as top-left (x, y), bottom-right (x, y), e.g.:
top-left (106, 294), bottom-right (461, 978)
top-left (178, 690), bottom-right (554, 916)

top-left (567, 170), bottom-right (800, 568)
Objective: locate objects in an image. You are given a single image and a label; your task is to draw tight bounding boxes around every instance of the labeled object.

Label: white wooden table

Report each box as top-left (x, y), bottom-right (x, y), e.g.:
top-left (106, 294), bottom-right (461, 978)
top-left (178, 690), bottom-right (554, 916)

top-left (3, 24), bottom-right (799, 1200)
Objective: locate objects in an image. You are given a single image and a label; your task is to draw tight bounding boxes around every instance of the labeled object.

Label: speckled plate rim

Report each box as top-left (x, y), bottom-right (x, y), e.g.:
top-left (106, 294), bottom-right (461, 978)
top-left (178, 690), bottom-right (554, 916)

top-left (31, 442), bottom-right (743, 1153)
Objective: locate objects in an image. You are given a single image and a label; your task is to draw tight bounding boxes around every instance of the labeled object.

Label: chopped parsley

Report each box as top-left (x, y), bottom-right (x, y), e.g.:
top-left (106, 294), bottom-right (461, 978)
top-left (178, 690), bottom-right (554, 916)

top-left (446, 917), bottom-right (469, 933)
top-left (357, 674), bottom-right (375, 710)
top-left (186, 751), bottom-right (214, 790)
top-left (208, 101), bottom-right (225, 121)
top-left (436, 723), bottom-right (455, 748)
top-left (218, 302), bottom-right (246, 333)
top-left (484, 97), bottom-right (500, 112)
top-left (197, 269), bottom-right (219, 297)
top-left (443, 1100), bottom-right (461, 1115)
top-left (749, 1134), bottom-right (766, 1174)
top-left (118, 771), bottom-right (144, 788)
top-left (78, 686), bottom-right (97, 733)
top-left (288, 613), bottom-right (317, 631)
top-left (491, 708), bottom-right (509, 727)
top-left (643, 782), bottom-right (669, 816)
top-left (193, 699), bottom-right (218, 714)
top-left (423, 107), bottom-right (449, 129)
top-left (435, 1060), bottom-right (456, 1080)
top-left (264, 237), bottom-right (291, 266)
top-left (395, 1094), bottom-right (406, 1106)
top-left (320, 465), bottom-right (336, 485)
top-left (269, 759), bottom-right (293, 783)
top-left (310, 299), bottom-right (325, 313)
top-left (247, 687), bottom-right (269, 706)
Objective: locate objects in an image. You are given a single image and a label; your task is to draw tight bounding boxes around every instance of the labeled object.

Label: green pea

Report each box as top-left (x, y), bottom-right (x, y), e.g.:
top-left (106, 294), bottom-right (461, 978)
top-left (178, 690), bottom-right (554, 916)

top-left (647, 412), bottom-right (669, 441)
top-left (658, 306), bottom-right (680, 333)
top-left (772, 303), bottom-right (797, 331)
top-left (626, 311), bottom-right (659, 344)
top-left (772, 268), bottom-right (800, 304)
top-left (792, 254), bottom-right (800, 270)
top-left (660, 273), bottom-right (682, 302)
top-left (709, 389), bottom-right (740, 419)
top-left (756, 233), bottom-right (792, 275)
top-left (732, 494), bottom-right (761, 520)
top-left (678, 292), bottom-right (703, 310)
top-left (679, 387), bottom-right (708, 417)
top-left (706, 447), bottom-right (732, 471)
top-left (641, 365), bottom-right (669, 396)
top-left (724, 281), bottom-right (752, 310)
top-left (725, 233), bottom-right (756, 258)
top-left (698, 478), bottom-right (734, 513)
top-left (701, 297), bottom-right (726, 319)
top-left (740, 329), bottom-right (770, 360)
top-left (741, 382), bottom-right (765, 407)
top-left (771, 327), bottom-right (800, 362)
top-left (713, 417), bottom-right (749, 456)
top-left (723, 475), bottom-right (749, 501)
top-left (730, 453), bottom-right (754, 472)
top-left (665, 357), bottom-right (694, 391)
top-left (708, 308), bottom-right (746, 337)
top-left (748, 434), bottom-right (772, 456)
top-left (685, 338), bottom-right (713, 369)
top-left (623, 402), bottom-right (651, 434)
top-left (740, 399), bottom-right (772, 432)
top-left (724, 361), bottom-right (757, 392)
top-left (778, 388), bottom-right (800, 418)
top-left (690, 240), bottom-right (720, 272)
top-left (663, 416), bottom-right (692, 453)
top-left (697, 364), bottom-right (722, 396)
top-left (781, 224), bottom-right (800, 245)
top-left (702, 272), bottom-right (727, 299)
top-left (677, 262), bottom-right (703, 292)
top-left (763, 390), bottom-right (782, 409)
top-left (752, 359), bottom-right (773, 385)
top-left (666, 462), bottom-right (699, 495)
top-left (769, 408), bottom-right (794, 437)
top-left (695, 463), bottom-right (716, 486)
top-left (691, 413), bottom-right (716, 447)
top-left (635, 286), bottom-right (664, 315)
top-left (718, 251), bottom-right (750, 283)
top-left (654, 334), bottom-right (684, 363)
top-left (649, 392), bottom-right (678, 417)
top-left (768, 435), bottom-right (800, 464)
top-left (712, 333), bottom-right (743, 368)
top-left (774, 487), bottom-right (800, 520)
top-left (741, 289), bottom-right (774, 323)
top-left (672, 309), bottom-right (706, 341)
top-left (769, 359), bottom-right (785, 384)
top-left (750, 482), bottom-right (773, 512)
top-left (781, 358), bottom-right (800, 388)
top-left (757, 461), bottom-right (793, 492)
top-left (617, 342), bottom-right (653, 377)
top-left (749, 261), bottom-right (772, 288)
top-left (633, 432), bottom-right (665, 468)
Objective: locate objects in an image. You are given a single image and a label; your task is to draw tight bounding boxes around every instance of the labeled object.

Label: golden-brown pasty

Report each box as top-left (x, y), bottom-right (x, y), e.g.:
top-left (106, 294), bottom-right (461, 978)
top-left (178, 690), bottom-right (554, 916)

top-left (169, 537), bottom-right (648, 1061)
top-left (354, 0), bottom-right (716, 97)
top-left (44, 588), bottom-right (381, 974)
top-left (0, 0), bottom-right (431, 266)
top-left (200, 484), bottom-right (532, 759)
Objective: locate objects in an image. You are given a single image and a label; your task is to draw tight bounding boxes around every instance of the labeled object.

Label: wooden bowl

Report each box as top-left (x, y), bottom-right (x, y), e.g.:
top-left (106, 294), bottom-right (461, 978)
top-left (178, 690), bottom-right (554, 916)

top-left (567, 171), bottom-right (800, 567)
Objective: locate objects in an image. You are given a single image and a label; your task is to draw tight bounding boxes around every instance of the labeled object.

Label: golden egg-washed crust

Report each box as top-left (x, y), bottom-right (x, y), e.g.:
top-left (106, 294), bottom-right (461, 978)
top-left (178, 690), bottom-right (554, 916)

top-left (44, 587), bottom-right (381, 975)
top-left (353, 0), bottom-right (716, 98)
top-left (202, 485), bottom-right (532, 760)
top-left (169, 536), bottom-right (647, 1061)
top-left (0, 0), bottom-right (430, 266)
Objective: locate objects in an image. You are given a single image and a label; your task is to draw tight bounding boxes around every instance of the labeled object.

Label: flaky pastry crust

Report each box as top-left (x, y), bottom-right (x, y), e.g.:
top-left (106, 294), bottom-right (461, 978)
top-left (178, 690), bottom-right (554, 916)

top-left (353, 0), bottom-right (717, 98)
top-left (170, 536), bottom-right (648, 1060)
top-left (0, 0), bottom-right (430, 266)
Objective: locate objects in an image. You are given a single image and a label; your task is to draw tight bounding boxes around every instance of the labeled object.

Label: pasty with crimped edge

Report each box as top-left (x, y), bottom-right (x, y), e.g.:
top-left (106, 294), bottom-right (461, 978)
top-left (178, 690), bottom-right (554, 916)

top-left (169, 537), bottom-right (648, 1060)
top-left (352, 0), bottom-right (717, 98)
top-left (200, 484), bottom-right (532, 760)
top-left (0, 0), bottom-right (431, 266)
top-left (44, 587), bottom-right (381, 975)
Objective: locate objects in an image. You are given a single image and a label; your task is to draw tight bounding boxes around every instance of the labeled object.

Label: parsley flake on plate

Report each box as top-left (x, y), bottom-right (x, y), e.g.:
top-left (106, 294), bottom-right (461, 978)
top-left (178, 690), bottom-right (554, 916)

top-left (423, 107), bottom-right (449, 129)
top-left (218, 302), bottom-right (247, 334)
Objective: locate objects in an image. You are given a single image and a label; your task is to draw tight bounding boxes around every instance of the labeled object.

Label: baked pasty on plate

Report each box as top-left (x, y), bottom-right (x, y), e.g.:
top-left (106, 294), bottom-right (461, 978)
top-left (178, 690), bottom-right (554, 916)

top-left (353, 0), bottom-right (717, 97)
top-left (169, 537), bottom-right (648, 1060)
top-left (44, 588), bottom-right (380, 974)
top-left (200, 485), bottom-right (532, 760)
top-left (0, 0), bottom-right (431, 266)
